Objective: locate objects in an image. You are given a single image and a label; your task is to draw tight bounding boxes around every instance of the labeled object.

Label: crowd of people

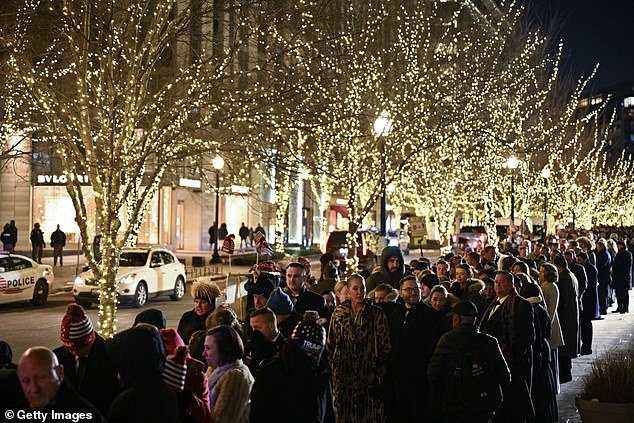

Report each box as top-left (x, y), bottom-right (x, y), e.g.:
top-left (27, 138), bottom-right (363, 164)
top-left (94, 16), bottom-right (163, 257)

top-left (1, 228), bottom-right (631, 422)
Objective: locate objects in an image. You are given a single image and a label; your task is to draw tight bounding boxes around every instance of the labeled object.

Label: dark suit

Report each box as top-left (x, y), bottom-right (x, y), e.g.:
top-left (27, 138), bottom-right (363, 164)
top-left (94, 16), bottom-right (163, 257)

top-left (612, 249), bottom-right (632, 313)
top-left (479, 294), bottom-right (535, 422)
top-left (387, 301), bottom-right (447, 422)
top-left (284, 286), bottom-right (330, 321)
top-left (580, 261), bottom-right (599, 354)
top-left (54, 335), bottom-right (120, 416)
top-left (595, 248), bottom-right (612, 313)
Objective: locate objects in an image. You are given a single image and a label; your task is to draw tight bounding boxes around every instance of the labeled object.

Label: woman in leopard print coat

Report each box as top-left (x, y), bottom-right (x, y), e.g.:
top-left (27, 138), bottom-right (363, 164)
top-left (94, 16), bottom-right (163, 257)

top-left (327, 274), bottom-right (391, 422)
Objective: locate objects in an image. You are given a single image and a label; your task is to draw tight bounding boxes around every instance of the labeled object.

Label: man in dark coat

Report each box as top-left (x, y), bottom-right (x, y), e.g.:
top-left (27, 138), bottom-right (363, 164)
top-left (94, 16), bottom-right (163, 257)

top-left (30, 222), bottom-right (45, 264)
top-left (479, 271), bottom-right (535, 423)
top-left (386, 275), bottom-right (447, 422)
top-left (553, 255), bottom-right (580, 383)
top-left (366, 245), bottom-right (409, 291)
top-left (595, 239), bottom-right (612, 314)
top-left (239, 222), bottom-right (250, 249)
top-left (244, 307), bottom-right (285, 375)
top-left (611, 240), bottom-right (632, 313)
top-left (50, 224), bottom-right (67, 266)
top-left (53, 304), bottom-right (120, 416)
top-left (9, 220), bottom-right (18, 253)
top-left (577, 252), bottom-right (599, 355)
top-left (428, 301), bottom-right (511, 423)
top-left (250, 314), bottom-right (335, 423)
top-left (283, 262), bottom-right (329, 320)
top-left (17, 347), bottom-right (106, 422)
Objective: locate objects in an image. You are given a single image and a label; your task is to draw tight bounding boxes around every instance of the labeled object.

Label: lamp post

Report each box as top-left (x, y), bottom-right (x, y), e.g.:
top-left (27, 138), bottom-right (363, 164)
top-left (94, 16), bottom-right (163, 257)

top-left (211, 155), bottom-right (224, 264)
top-left (570, 183), bottom-right (577, 230)
top-left (374, 111), bottom-right (393, 239)
top-left (506, 156), bottom-right (519, 231)
top-left (541, 166), bottom-right (550, 243)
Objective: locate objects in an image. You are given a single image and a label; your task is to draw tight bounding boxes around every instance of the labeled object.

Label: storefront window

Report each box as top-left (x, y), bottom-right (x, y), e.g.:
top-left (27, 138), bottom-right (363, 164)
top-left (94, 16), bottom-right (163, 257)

top-left (32, 186), bottom-right (96, 246)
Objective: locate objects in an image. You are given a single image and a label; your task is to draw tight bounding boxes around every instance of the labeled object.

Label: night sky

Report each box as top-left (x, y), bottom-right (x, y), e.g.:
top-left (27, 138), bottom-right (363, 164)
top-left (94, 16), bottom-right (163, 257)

top-left (519, 0), bottom-right (634, 90)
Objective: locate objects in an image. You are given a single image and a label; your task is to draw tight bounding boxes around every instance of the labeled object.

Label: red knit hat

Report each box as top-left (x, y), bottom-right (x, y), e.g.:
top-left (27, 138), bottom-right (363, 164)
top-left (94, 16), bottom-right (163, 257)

top-left (60, 303), bottom-right (96, 348)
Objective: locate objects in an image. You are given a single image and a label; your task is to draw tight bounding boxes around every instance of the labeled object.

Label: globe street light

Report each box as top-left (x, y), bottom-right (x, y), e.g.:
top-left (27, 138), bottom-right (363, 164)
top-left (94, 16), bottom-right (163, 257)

top-left (506, 156), bottom-right (519, 230)
top-left (541, 166), bottom-right (550, 242)
top-left (211, 155), bottom-right (225, 264)
top-left (374, 111), bottom-right (393, 239)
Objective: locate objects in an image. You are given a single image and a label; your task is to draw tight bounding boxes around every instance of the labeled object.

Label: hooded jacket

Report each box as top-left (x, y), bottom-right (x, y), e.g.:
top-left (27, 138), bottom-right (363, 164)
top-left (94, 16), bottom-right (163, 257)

top-left (107, 325), bottom-right (179, 423)
top-left (366, 246), bottom-right (408, 291)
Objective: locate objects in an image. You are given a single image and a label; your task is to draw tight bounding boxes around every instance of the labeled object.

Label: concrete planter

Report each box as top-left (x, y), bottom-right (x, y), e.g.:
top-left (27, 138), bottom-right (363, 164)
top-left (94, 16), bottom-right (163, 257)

top-left (575, 396), bottom-right (634, 423)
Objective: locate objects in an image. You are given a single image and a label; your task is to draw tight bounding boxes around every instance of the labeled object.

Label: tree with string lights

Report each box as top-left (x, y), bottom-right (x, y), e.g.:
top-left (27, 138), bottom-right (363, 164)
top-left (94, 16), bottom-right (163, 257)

top-left (0, 0), bottom-right (311, 336)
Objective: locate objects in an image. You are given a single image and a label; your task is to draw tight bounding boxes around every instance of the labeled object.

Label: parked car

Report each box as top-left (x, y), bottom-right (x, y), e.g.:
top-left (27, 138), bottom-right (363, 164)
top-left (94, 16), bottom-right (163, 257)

top-left (73, 247), bottom-right (186, 308)
top-left (325, 230), bottom-right (375, 270)
top-left (452, 226), bottom-right (488, 253)
top-left (0, 253), bottom-right (54, 306)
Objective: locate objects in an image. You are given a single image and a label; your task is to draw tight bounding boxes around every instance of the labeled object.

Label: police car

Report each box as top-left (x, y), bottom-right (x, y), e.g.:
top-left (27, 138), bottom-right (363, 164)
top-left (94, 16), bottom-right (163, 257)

top-left (0, 253), bottom-right (54, 306)
top-left (73, 247), bottom-right (186, 308)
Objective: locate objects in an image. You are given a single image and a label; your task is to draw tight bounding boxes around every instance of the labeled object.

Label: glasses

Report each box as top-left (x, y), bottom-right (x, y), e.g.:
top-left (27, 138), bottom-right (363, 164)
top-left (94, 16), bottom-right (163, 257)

top-left (401, 287), bottom-right (420, 294)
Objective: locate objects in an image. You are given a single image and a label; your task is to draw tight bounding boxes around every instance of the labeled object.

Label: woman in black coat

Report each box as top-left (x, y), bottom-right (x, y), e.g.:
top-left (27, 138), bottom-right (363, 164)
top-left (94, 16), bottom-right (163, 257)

top-left (595, 240), bottom-right (612, 314)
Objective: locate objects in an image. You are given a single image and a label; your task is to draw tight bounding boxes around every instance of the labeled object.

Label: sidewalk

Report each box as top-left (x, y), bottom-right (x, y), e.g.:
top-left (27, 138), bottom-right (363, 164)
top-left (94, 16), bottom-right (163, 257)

top-left (556, 291), bottom-right (634, 422)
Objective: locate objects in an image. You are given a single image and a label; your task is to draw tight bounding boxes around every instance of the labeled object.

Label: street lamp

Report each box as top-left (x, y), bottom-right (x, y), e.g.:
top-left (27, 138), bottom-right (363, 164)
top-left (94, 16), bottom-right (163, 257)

top-left (506, 156), bottom-right (519, 230)
top-left (374, 111), bottom-right (393, 239)
top-left (211, 155), bottom-right (224, 264)
top-left (541, 166), bottom-right (550, 242)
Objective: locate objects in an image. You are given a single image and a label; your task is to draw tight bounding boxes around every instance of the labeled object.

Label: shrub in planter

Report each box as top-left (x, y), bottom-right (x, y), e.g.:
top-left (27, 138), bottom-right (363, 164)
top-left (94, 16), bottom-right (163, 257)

top-left (576, 341), bottom-right (634, 423)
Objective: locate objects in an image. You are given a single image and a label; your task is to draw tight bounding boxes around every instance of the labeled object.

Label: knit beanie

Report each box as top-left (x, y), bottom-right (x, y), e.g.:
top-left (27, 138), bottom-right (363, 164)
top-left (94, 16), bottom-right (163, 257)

top-left (290, 311), bottom-right (326, 358)
top-left (266, 287), bottom-right (294, 315)
top-left (60, 303), bottom-right (96, 348)
top-left (133, 308), bottom-right (167, 330)
top-left (421, 273), bottom-right (440, 291)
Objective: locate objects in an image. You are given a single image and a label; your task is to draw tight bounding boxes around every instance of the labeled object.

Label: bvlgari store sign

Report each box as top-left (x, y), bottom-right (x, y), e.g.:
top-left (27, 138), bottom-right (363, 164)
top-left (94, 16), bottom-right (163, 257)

top-left (33, 173), bottom-right (90, 186)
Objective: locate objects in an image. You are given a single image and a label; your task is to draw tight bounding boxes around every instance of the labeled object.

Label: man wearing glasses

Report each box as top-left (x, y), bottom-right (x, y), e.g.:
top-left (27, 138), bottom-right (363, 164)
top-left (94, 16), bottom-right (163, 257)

top-left (384, 275), bottom-right (447, 422)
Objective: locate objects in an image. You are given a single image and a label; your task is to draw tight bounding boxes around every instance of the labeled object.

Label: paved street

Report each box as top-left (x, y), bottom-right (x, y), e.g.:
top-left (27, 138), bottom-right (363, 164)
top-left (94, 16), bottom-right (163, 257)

top-left (1, 252), bottom-right (632, 422)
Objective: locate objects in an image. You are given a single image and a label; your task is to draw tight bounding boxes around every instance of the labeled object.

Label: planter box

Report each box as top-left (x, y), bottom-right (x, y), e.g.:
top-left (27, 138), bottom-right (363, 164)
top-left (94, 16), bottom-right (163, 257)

top-left (576, 396), bottom-right (634, 423)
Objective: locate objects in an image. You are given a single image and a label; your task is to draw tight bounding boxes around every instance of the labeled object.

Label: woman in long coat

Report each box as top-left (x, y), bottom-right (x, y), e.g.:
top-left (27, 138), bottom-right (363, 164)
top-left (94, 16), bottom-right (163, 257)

top-left (539, 262), bottom-right (564, 392)
top-left (327, 274), bottom-right (391, 422)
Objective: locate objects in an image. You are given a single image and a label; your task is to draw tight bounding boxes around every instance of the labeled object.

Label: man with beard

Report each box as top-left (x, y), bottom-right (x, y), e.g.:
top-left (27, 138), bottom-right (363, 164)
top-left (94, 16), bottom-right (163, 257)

top-left (366, 245), bottom-right (409, 291)
top-left (479, 271), bottom-right (535, 422)
top-left (386, 275), bottom-right (447, 422)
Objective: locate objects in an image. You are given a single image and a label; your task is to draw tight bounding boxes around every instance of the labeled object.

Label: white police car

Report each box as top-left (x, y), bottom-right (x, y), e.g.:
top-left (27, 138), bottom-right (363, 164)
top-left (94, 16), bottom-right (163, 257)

top-left (0, 253), bottom-right (54, 306)
top-left (73, 247), bottom-right (186, 308)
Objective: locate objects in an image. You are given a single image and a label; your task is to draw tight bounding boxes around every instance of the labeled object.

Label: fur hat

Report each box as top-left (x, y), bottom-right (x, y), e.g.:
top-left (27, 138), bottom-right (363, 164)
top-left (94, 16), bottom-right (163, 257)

top-left (60, 303), bottom-right (96, 348)
top-left (191, 281), bottom-right (222, 307)
top-left (266, 287), bottom-right (294, 315)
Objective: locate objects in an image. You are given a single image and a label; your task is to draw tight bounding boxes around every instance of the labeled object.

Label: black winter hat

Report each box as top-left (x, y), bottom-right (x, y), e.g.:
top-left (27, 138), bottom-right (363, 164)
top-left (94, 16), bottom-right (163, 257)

top-left (244, 272), bottom-right (278, 297)
top-left (453, 300), bottom-right (478, 318)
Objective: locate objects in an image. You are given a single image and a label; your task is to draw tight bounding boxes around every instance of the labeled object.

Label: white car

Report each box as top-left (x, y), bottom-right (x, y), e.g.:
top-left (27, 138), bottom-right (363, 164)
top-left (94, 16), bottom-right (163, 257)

top-left (73, 247), bottom-right (186, 308)
top-left (0, 253), bottom-right (54, 306)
